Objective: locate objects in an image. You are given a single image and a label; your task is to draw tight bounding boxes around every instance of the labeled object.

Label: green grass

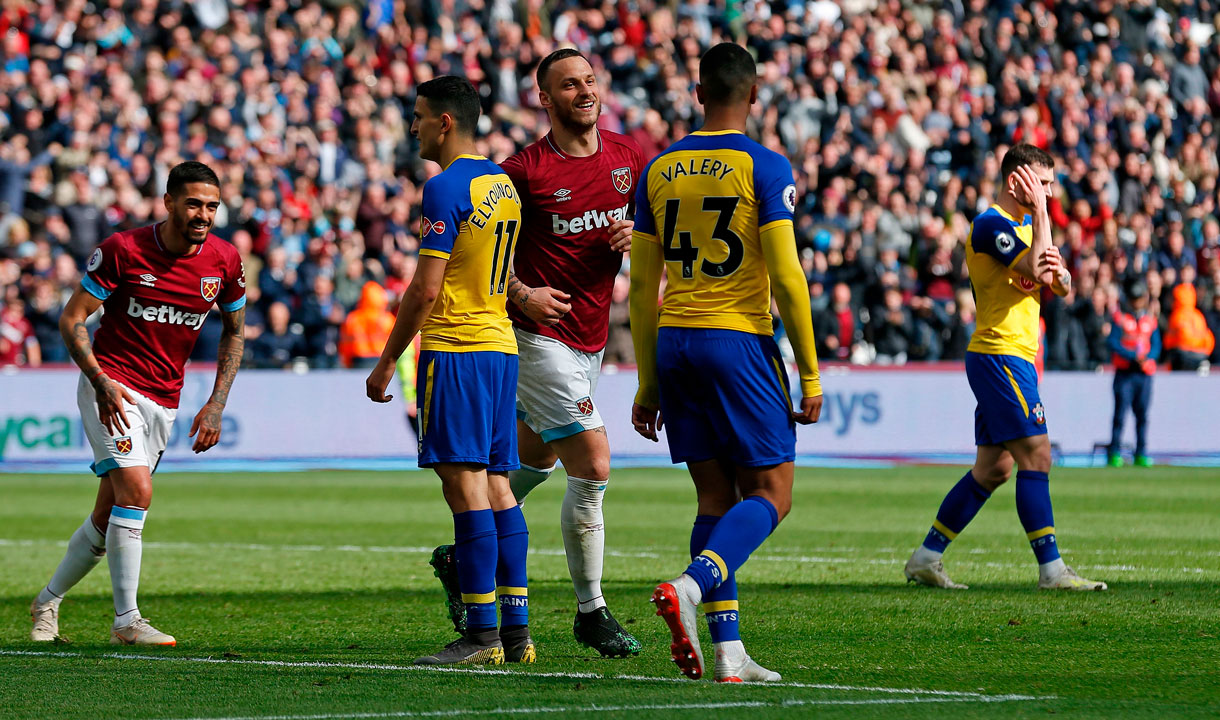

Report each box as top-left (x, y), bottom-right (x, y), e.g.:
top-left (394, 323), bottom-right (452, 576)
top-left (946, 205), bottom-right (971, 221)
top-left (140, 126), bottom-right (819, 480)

top-left (1, 467), bottom-right (1217, 719)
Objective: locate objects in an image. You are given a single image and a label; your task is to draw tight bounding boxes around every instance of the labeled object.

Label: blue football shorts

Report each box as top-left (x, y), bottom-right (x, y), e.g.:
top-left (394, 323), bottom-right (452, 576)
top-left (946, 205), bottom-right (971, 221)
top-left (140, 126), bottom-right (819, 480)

top-left (656, 327), bottom-right (796, 467)
top-left (965, 351), bottom-right (1048, 446)
top-left (417, 350), bottom-right (519, 472)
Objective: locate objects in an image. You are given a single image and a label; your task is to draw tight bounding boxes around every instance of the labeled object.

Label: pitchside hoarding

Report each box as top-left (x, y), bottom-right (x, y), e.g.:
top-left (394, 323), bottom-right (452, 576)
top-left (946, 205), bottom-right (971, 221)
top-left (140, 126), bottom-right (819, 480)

top-left (1, 368), bottom-right (1217, 469)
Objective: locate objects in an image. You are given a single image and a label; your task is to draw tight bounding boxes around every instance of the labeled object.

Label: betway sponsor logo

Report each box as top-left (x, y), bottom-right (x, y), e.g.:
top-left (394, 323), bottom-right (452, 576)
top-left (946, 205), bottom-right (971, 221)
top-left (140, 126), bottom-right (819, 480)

top-left (551, 204), bottom-right (629, 235)
top-left (127, 297), bottom-right (208, 330)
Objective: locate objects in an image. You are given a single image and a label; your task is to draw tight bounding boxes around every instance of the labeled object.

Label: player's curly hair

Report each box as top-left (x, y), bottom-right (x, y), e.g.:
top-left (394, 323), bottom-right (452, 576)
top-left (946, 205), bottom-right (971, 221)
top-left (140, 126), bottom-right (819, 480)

top-left (166, 161), bottom-right (220, 196)
top-left (1000, 143), bottom-right (1055, 181)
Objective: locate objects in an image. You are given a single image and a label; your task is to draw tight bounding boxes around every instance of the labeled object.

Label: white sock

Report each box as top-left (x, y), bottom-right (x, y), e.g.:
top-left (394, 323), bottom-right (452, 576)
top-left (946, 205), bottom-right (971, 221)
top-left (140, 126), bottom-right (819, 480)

top-left (509, 464), bottom-right (555, 505)
top-left (1039, 557), bottom-right (1067, 580)
top-left (38, 516), bottom-right (107, 605)
top-left (561, 475), bottom-right (607, 612)
top-left (911, 545), bottom-right (943, 565)
top-left (714, 639), bottom-right (747, 664)
top-left (107, 506), bottom-right (146, 626)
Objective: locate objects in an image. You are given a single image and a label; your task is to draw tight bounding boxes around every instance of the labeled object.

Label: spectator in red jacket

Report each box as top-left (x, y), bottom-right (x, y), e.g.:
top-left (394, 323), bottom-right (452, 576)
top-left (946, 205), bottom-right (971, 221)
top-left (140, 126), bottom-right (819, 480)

top-left (0, 297), bottom-right (40, 367)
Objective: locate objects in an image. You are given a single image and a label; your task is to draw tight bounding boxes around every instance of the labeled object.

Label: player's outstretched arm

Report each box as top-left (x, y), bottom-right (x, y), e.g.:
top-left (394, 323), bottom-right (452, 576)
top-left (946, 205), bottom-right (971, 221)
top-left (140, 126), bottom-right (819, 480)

top-left (760, 221), bottom-right (823, 425)
top-left (366, 255), bottom-right (446, 403)
top-left (59, 286), bottom-right (135, 435)
top-left (628, 230), bottom-right (664, 440)
top-left (506, 269), bottom-right (571, 327)
top-left (191, 305), bottom-right (245, 453)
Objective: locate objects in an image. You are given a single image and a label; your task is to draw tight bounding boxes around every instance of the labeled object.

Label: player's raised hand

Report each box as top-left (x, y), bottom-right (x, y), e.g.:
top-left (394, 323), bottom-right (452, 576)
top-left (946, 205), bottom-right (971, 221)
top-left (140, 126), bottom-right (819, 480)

top-left (607, 218), bottom-right (634, 253)
top-left (1041, 244), bottom-right (1072, 289)
top-left (365, 358), bottom-right (396, 403)
top-left (189, 400), bottom-right (224, 453)
top-left (520, 286), bottom-right (572, 327)
top-left (1042, 244), bottom-right (1064, 272)
top-left (94, 375), bottom-right (136, 435)
top-left (792, 395), bottom-right (823, 425)
top-left (1014, 165), bottom-right (1047, 212)
top-left (1011, 165), bottom-right (1036, 206)
top-left (631, 403), bottom-right (663, 442)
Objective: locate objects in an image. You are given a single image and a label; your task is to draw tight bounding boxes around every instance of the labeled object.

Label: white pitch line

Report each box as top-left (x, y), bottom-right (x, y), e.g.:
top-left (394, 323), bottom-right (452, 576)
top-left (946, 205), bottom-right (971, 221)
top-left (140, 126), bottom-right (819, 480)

top-left (0, 538), bottom-right (1212, 574)
top-left (0, 650), bottom-right (1048, 702)
top-left (151, 695), bottom-right (1043, 720)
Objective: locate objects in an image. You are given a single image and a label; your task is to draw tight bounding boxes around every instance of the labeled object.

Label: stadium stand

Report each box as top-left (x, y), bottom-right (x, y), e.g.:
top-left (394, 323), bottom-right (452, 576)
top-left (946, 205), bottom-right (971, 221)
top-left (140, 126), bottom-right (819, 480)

top-left (1, 0), bottom-right (1218, 371)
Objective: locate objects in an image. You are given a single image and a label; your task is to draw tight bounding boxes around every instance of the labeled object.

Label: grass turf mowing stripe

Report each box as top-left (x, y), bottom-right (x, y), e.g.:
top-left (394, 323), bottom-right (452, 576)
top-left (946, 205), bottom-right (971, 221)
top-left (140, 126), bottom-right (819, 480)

top-left (0, 650), bottom-right (1049, 701)
top-left (2, 538), bottom-right (1212, 575)
top-left (150, 695), bottom-right (1046, 720)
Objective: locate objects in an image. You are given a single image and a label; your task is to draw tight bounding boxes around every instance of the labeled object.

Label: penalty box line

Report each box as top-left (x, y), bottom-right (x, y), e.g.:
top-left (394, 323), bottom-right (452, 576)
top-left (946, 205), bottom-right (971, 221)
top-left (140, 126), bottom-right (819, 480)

top-left (0, 649), bottom-right (1050, 702)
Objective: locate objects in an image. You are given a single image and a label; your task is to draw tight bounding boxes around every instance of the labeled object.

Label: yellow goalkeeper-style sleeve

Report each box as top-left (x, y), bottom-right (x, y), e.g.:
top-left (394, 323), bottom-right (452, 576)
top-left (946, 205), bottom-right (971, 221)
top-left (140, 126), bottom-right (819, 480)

top-left (760, 222), bottom-right (822, 398)
top-left (395, 344), bottom-right (418, 404)
top-left (628, 230), bottom-right (664, 408)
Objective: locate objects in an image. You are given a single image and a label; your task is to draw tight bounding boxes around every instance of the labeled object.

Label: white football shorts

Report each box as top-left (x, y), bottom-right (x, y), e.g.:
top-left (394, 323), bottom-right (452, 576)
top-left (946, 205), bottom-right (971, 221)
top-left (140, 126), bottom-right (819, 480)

top-left (514, 328), bottom-right (604, 443)
top-left (78, 374), bottom-right (177, 477)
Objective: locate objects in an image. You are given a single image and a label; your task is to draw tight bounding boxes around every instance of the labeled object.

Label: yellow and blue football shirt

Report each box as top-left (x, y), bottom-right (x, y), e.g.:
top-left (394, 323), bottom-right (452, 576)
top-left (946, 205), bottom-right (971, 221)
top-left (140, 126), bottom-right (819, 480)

top-left (966, 204), bottom-right (1042, 363)
top-left (631, 130), bottom-right (820, 466)
top-left (418, 154), bottom-right (521, 354)
top-left (633, 130), bottom-right (797, 336)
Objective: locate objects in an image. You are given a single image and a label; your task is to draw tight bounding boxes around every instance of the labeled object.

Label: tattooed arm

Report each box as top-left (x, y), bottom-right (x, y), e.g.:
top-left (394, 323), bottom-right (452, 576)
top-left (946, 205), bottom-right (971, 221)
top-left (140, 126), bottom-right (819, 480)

top-left (505, 269), bottom-right (571, 327)
top-left (190, 306), bottom-right (245, 453)
top-left (60, 287), bottom-right (136, 434)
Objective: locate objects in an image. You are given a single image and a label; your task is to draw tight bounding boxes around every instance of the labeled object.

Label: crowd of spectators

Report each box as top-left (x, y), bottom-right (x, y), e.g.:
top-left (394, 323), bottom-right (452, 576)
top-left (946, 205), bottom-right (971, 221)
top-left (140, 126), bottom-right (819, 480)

top-left (2, 0), bottom-right (1220, 372)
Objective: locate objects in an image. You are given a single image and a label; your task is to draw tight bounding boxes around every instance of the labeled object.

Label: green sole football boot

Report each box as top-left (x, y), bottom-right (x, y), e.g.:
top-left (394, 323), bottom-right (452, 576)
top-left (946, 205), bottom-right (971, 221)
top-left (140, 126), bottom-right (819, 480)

top-left (429, 545), bottom-right (466, 635)
top-left (574, 606), bottom-right (642, 658)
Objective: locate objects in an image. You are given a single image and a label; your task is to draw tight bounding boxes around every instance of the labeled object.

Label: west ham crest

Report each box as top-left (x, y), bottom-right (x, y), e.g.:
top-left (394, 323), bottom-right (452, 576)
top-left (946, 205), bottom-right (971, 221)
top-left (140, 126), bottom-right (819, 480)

top-left (201, 277), bottom-right (222, 302)
top-left (114, 436), bottom-right (133, 455)
top-left (575, 396), bottom-right (595, 416)
top-left (612, 167), bottom-right (632, 194)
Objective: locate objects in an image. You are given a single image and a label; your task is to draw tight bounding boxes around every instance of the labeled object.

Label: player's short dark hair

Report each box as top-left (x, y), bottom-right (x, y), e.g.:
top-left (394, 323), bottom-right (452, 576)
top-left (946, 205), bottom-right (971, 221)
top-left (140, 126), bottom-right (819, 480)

top-left (537, 48), bottom-right (588, 92)
top-left (1000, 143), bottom-right (1055, 181)
top-left (416, 75), bottom-right (481, 136)
top-left (166, 161), bottom-right (220, 196)
top-left (699, 43), bottom-right (757, 105)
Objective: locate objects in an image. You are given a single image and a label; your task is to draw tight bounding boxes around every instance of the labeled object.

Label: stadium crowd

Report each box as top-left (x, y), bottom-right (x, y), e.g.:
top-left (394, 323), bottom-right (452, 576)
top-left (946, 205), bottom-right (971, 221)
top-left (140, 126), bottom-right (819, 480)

top-left (1, 0), bottom-right (1219, 371)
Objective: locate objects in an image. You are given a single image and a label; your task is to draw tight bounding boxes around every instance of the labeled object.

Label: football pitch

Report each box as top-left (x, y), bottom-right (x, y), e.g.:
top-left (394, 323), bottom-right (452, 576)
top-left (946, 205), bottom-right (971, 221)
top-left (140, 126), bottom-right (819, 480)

top-left (1, 467), bottom-right (1217, 719)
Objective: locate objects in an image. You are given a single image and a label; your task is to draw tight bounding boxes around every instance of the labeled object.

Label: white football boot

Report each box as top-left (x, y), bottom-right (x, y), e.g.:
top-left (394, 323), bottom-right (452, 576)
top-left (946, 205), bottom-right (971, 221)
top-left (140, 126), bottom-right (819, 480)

top-left (714, 640), bottom-right (782, 683)
top-left (1039, 565), bottom-right (1108, 591)
top-left (30, 599), bottom-right (59, 642)
top-left (111, 616), bottom-right (176, 646)
top-left (904, 549), bottom-right (968, 590)
top-left (652, 574), bottom-right (704, 680)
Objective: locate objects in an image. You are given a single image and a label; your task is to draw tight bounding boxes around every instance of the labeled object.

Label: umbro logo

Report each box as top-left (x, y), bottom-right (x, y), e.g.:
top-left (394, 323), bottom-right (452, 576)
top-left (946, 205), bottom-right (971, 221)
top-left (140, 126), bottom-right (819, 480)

top-left (553, 188), bottom-right (573, 203)
top-left (139, 274), bottom-right (157, 287)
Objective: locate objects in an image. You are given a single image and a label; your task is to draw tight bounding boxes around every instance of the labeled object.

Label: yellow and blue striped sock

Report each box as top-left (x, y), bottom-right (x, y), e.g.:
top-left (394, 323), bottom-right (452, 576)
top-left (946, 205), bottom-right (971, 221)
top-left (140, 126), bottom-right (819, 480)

top-left (1015, 470), bottom-right (1060, 564)
top-left (691, 515), bottom-right (739, 643)
top-left (922, 471), bottom-right (991, 553)
top-left (685, 496), bottom-right (778, 599)
top-left (493, 506), bottom-right (529, 627)
top-left (453, 509), bottom-right (498, 631)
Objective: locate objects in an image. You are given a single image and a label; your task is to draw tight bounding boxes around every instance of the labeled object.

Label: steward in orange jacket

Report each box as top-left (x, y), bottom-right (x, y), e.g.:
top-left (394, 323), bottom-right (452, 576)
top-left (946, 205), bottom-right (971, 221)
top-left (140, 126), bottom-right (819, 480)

top-left (339, 281), bottom-right (395, 368)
